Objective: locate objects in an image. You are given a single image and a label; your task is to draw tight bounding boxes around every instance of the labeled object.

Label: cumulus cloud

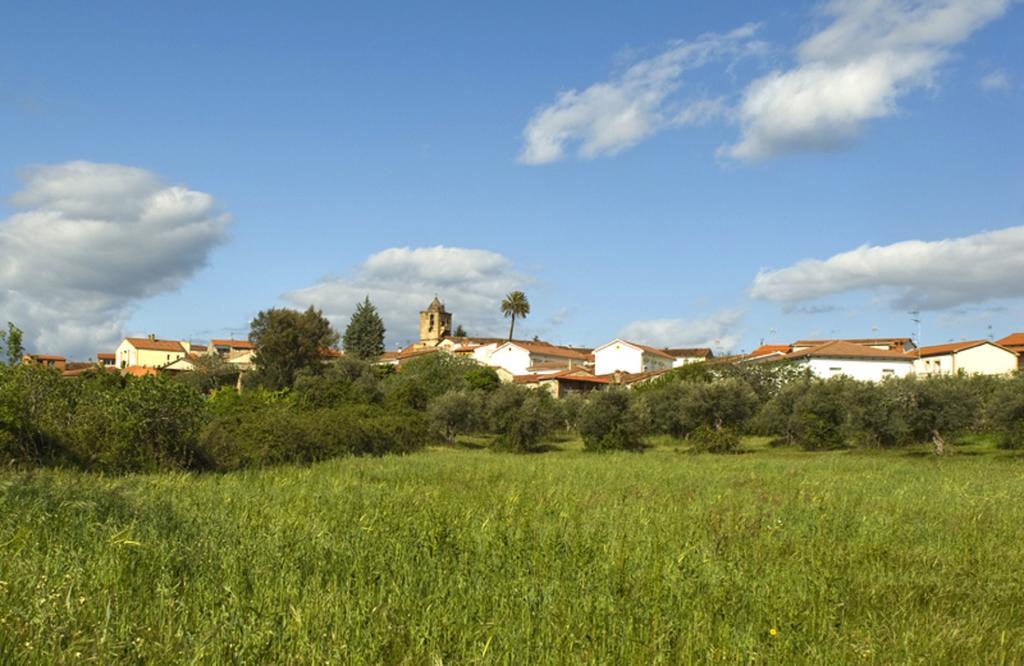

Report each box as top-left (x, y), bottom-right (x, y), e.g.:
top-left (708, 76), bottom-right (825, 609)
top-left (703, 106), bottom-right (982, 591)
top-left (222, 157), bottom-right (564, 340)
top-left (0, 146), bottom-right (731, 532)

top-left (750, 225), bottom-right (1024, 311)
top-left (619, 308), bottom-right (744, 352)
top-left (0, 161), bottom-right (230, 358)
top-left (285, 246), bottom-right (531, 346)
top-left (980, 69), bottom-right (1012, 92)
top-left (518, 24), bottom-right (763, 164)
top-left (722, 0), bottom-right (1011, 160)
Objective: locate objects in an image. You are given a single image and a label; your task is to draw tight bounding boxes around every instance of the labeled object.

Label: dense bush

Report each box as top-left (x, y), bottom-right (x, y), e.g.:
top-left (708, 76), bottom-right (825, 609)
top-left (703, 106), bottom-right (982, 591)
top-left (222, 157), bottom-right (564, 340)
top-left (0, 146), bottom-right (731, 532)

top-left (487, 384), bottom-right (558, 452)
top-left (428, 390), bottom-right (483, 444)
top-left (579, 390), bottom-right (644, 452)
top-left (987, 375), bottom-right (1024, 449)
top-left (200, 404), bottom-right (427, 469)
top-left (687, 425), bottom-right (741, 453)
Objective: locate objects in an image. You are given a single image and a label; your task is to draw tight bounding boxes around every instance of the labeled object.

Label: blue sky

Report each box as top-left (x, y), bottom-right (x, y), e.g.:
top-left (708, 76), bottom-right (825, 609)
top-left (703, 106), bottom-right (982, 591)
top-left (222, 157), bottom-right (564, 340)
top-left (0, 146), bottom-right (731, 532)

top-left (1, 1), bottom-right (1022, 358)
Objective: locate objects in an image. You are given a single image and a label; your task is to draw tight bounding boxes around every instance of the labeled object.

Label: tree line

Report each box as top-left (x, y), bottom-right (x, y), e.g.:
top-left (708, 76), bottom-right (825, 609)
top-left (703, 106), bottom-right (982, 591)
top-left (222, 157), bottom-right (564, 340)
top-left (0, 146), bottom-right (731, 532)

top-left (1, 306), bottom-right (1022, 474)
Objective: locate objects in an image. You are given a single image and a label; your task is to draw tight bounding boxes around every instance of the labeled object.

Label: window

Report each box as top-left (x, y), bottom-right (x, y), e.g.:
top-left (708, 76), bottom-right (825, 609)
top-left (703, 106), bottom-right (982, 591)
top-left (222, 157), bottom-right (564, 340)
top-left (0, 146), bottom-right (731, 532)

top-left (882, 369), bottom-right (895, 377)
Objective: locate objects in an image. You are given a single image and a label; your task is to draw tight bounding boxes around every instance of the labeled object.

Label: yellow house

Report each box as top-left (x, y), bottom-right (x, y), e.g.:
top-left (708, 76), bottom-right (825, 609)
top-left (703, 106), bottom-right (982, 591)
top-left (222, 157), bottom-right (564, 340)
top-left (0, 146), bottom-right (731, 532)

top-left (913, 340), bottom-right (1019, 376)
top-left (115, 336), bottom-right (187, 369)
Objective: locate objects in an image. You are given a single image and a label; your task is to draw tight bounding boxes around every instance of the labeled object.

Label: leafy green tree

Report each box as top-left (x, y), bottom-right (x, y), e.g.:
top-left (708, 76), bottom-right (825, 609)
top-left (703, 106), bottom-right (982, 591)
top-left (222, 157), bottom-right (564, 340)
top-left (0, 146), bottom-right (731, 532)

top-left (428, 390), bottom-right (481, 444)
top-left (987, 375), bottom-right (1024, 449)
top-left (579, 389), bottom-right (644, 452)
top-left (342, 296), bottom-right (386, 360)
top-left (0, 322), bottom-right (25, 366)
top-left (453, 324), bottom-right (467, 337)
top-left (176, 353), bottom-right (238, 394)
top-left (249, 306), bottom-right (339, 390)
top-left (500, 291), bottom-right (530, 341)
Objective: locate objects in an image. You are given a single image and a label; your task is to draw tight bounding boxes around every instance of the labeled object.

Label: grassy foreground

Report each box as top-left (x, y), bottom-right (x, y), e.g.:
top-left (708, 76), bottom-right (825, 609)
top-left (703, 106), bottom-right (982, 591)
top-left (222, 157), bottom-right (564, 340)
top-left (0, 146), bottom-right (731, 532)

top-left (2, 442), bottom-right (1024, 663)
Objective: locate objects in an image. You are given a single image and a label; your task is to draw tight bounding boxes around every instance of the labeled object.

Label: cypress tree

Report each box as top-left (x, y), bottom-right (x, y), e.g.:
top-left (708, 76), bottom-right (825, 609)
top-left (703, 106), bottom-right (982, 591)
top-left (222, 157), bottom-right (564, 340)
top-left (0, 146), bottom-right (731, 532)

top-left (343, 297), bottom-right (386, 359)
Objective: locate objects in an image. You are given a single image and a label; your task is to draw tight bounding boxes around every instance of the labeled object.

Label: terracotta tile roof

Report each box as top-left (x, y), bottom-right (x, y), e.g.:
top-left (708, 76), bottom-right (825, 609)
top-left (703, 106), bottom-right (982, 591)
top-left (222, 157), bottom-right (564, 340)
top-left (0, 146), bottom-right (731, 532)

top-left (190, 344), bottom-right (208, 352)
top-left (748, 344), bottom-right (790, 358)
top-left (124, 366), bottom-right (158, 377)
top-left (786, 340), bottom-right (912, 361)
top-left (996, 333), bottom-right (1024, 349)
top-left (124, 338), bottom-right (185, 353)
top-left (211, 339), bottom-right (254, 349)
top-left (514, 369), bottom-right (609, 384)
top-left (914, 340), bottom-right (1015, 357)
top-left (319, 348), bottom-right (343, 358)
top-left (663, 347), bottom-right (713, 359)
top-left (600, 368), bottom-right (672, 385)
top-left (29, 354), bottom-right (66, 361)
top-left (792, 337), bottom-right (912, 349)
top-left (96, 353), bottom-right (115, 360)
top-left (503, 341), bottom-right (590, 360)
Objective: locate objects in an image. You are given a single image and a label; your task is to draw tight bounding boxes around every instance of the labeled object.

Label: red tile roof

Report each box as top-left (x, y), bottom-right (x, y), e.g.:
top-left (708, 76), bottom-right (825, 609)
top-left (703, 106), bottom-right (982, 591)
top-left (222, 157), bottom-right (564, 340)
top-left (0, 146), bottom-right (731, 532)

top-left (913, 340), bottom-right (1015, 358)
top-left (503, 341), bottom-right (590, 360)
top-left (211, 339), bottom-right (254, 349)
top-left (29, 354), bottom-right (66, 361)
top-left (96, 353), bottom-right (115, 360)
top-left (663, 347), bottom-right (713, 359)
top-left (792, 337), bottom-right (912, 350)
top-left (748, 344), bottom-right (790, 358)
top-left (124, 366), bottom-right (158, 377)
top-left (996, 333), bottom-right (1024, 349)
top-left (786, 340), bottom-right (911, 361)
top-left (124, 337), bottom-right (185, 352)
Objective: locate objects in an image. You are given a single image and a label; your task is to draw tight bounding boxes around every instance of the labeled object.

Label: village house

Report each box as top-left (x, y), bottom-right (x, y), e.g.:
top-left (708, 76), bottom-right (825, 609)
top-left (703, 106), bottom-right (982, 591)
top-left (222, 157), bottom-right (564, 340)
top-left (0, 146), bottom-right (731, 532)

top-left (96, 352), bottom-right (116, 367)
top-left (784, 340), bottom-right (914, 381)
top-left (912, 340), bottom-right (1018, 376)
top-left (996, 333), bottom-right (1024, 370)
top-left (513, 366), bottom-right (608, 398)
top-left (488, 340), bottom-right (590, 377)
top-left (664, 348), bottom-right (713, 367)
top-left (21, 354), bottom-right (67, 371)
top-left (115, 336), bottom-right (188, 369)
top-left (592, 339), bottom-right (675, 376)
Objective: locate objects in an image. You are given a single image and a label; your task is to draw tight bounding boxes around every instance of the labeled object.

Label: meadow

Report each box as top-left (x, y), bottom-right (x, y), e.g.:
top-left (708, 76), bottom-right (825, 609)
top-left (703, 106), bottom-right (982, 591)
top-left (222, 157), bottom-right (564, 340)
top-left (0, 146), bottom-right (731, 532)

top-left (2, 440), bottom-right (1024, 664)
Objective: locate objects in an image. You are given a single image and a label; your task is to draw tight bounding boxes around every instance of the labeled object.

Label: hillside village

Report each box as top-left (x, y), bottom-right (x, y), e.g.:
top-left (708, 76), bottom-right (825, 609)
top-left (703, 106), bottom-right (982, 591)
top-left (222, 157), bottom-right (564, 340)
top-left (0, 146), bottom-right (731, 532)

top-left (20, 297), bottom-right (1024, 397)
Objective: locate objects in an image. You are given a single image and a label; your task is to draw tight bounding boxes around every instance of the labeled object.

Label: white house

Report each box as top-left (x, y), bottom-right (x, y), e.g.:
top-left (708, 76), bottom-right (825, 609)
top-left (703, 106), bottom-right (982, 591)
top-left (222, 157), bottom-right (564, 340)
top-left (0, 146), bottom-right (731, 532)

top-left (664, 347), bottom-right (713, 368)
top-left (593, 339), bottom-right (675, 376)
top-left (912, 340), bottom-right (1018, 376)
top-left (785, 341), bottom-right (913, 382)
top-left (488, 341), bottom-right (590, 377)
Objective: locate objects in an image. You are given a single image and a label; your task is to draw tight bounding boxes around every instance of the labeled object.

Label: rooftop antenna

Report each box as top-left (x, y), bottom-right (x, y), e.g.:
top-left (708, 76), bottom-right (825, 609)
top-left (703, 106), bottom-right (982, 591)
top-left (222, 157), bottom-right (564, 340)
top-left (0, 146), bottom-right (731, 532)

top-left (909, 311), bottom-right (921, 358)
top-left (987, 324), bottom-right (993, 340)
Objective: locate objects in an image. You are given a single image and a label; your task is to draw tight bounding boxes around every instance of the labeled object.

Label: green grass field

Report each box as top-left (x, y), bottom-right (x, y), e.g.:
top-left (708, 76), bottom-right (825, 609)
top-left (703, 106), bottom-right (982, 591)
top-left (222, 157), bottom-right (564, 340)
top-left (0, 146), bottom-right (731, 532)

top-left (2, 440), bottom-right (1024, 663)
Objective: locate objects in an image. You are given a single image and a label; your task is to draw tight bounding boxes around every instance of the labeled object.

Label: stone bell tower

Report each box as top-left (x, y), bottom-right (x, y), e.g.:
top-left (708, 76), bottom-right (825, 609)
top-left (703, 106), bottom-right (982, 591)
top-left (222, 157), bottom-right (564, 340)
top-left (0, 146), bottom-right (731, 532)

top-left (418, 296), bottom-right (452, 347)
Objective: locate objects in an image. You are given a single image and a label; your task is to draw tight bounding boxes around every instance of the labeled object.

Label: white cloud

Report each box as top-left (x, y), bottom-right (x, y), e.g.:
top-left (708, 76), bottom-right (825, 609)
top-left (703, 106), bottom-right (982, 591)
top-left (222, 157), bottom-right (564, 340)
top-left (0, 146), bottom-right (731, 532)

top-left (980, 69), bottom-right (1012, 92)
top-left (285, 246), bottom-right (531, 346)
top-left (0, 161), bottom-right (230, 358)
top-left (722, 0), bottom-right (1011, 160)
top-left (518, 24), bottom-right (763, 164)
top-left (750, 225), bottom-right (1024, 311)
top-left (619, 308), bottom-right (744, 352)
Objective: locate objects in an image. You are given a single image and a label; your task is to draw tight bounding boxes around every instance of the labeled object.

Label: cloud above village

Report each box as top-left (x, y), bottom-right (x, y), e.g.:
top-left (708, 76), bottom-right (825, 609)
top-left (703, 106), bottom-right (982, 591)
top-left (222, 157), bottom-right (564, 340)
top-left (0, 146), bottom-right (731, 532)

top-left (285, 246), bottom-right (531, 347)
top-left (0, 161), bottom-right (230, 358)
top-left (750, 225), bottom-right (1024, 311)
top-left (521, 0), bottom-right (1012, 163)
top-left (518, 24), bottom-right (764, 165)
top-left (619, 308), bottom-right (744, 352)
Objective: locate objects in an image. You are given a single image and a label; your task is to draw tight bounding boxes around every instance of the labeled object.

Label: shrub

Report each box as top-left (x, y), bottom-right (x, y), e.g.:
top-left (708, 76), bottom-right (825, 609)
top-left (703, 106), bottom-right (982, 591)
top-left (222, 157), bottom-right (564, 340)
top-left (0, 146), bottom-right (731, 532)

top-left (579, 389), bottom-right (644, 452)
top-left (682, 378), bottom-right (759, 434)
top-left (293, 357), bottom-right (382, 408)
top-left (489, 386), bottom-right (558, 453)
top-left (890, 375), bottom-right (983, 454)
top-left (987, 375), bottom-right (1024, 449)
top-left (428, 390), bottom-right (482, 444)
top-left (790, 378), bottom-right (860, 450)
top-left (687, 425), bottom-right (741, 453)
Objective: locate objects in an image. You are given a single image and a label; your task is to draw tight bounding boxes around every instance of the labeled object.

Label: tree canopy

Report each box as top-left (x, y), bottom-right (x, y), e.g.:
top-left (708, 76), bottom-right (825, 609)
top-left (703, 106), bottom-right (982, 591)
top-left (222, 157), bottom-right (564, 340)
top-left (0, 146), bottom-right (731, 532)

top-left (342, 297), bottom-right (386, 360)
top-left (500, 291), bottom-right (530, 341)
top-left (0, 322), bottom-right (24, 366)
top-left (249, 306), bottom-right (339, 389)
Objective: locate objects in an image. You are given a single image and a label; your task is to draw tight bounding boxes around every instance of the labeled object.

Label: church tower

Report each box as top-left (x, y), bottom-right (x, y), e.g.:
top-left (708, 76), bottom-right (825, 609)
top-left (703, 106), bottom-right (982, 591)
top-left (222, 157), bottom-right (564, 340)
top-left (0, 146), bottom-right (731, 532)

top-left (418, 296), bottom-right (452, 347)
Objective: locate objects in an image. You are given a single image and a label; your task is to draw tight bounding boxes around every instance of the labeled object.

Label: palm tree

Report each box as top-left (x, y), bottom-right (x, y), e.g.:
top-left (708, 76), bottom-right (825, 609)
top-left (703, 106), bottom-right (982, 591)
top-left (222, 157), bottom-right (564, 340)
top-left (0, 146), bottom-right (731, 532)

top-left (501, 291), bottom-right (530, 341)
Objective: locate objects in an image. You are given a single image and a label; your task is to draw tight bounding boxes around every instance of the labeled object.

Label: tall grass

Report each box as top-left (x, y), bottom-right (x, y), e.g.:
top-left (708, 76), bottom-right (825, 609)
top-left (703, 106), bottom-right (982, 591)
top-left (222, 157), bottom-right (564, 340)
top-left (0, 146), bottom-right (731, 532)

top-left (2, 445), bottom-right (1023, 663)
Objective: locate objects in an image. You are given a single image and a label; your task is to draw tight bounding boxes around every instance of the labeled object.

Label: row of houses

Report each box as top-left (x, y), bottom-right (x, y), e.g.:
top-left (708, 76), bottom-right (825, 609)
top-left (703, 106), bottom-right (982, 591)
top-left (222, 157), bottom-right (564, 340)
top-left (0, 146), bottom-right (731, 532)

top-left (20, 298), bottom-right (1024, 396)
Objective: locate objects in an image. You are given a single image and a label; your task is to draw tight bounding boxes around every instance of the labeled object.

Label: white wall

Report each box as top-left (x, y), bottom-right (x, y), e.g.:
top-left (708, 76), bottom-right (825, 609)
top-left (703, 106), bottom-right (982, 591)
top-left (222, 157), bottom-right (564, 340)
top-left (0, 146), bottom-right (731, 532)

top-left (595, 343), bottom-right (643, 375)
top-left (115, 339), bottom-right (136, 369)
top-left (488, 345), bottom-right (534, 376)
top-left (798, 357), bottom-right (913, 382)
top-left (471, 343), bottom-right (500, 366)
top-left (672, 357), bottom-right (704, 368)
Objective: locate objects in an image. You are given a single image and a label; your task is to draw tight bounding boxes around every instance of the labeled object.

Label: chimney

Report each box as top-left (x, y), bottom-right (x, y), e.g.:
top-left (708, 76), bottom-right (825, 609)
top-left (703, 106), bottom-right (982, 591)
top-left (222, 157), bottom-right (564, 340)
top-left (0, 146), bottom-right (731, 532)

top-left (147, 333), bottom-right (156, 341)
